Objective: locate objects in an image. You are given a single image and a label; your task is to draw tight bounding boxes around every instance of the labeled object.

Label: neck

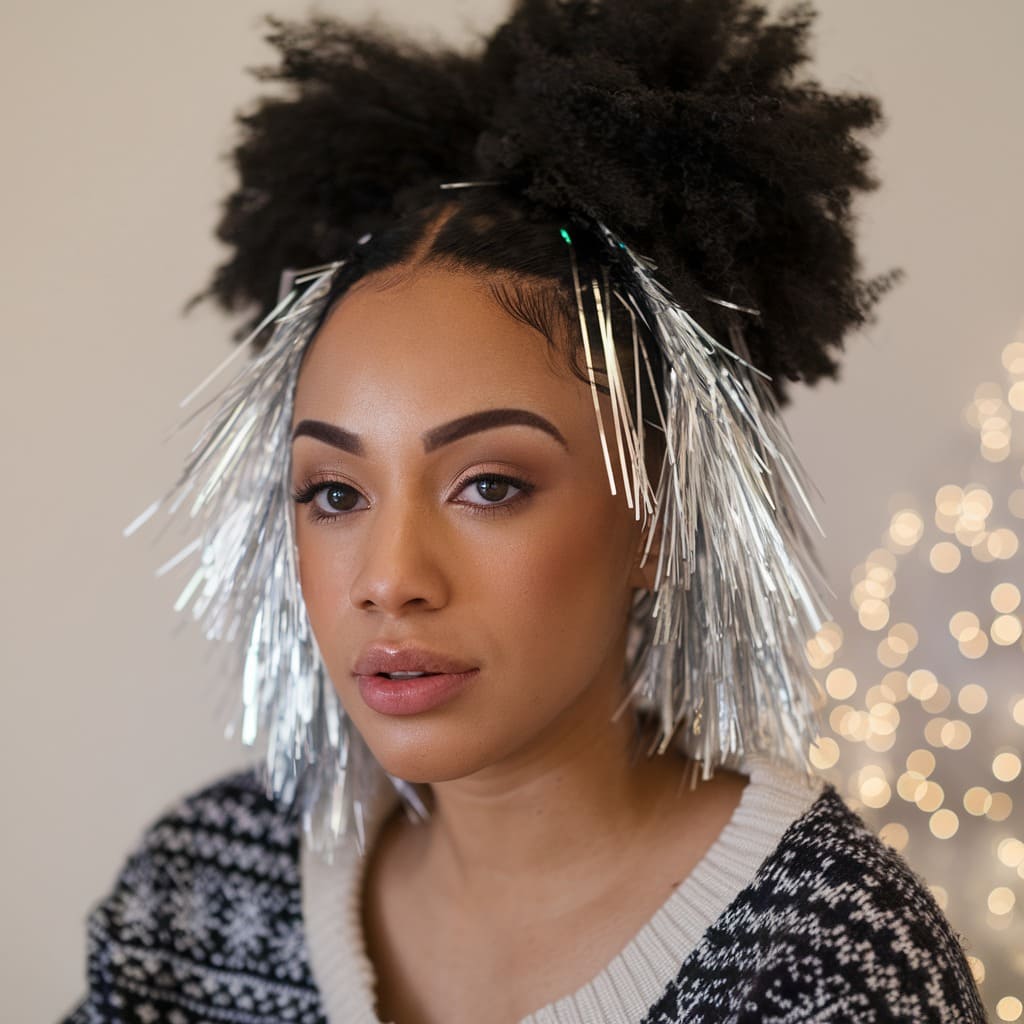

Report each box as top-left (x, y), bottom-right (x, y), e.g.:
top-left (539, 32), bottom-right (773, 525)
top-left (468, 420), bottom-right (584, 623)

top-left (413, 675), bottom-right (691, 920)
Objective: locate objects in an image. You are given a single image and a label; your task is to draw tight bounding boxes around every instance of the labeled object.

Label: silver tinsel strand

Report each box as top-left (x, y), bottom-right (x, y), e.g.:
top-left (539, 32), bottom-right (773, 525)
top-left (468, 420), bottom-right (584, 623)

top-left (569, 223), bottom-right (830, 777)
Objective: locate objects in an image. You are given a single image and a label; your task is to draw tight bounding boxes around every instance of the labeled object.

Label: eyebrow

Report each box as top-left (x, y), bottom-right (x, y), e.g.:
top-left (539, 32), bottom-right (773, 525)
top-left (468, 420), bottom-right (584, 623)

top-left (291, 408), bottom-right (568, 454)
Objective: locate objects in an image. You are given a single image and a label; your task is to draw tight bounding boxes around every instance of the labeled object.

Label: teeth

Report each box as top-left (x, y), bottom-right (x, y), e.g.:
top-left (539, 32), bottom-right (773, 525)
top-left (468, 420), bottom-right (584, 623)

top-left (385, 671), bottom-right (428, 680)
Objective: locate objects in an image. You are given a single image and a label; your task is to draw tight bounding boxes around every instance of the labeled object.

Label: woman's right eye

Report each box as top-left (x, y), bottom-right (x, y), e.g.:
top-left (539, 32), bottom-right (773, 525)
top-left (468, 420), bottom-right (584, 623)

top-left (293, 480), bottom-right (367, 518)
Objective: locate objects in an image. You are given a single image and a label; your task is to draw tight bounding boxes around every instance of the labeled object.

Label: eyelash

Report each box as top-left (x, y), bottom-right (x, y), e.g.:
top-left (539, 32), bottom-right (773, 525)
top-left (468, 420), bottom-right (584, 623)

top-left (291, 471), bottom-right (536, 523)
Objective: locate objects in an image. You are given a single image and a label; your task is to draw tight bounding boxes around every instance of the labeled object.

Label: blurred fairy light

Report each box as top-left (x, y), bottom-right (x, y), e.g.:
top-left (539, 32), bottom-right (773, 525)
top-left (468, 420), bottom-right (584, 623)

top-left (806, 325), bottom-right (1024, 1016)
top-left (997, 996), bottom-right (1023, 1022)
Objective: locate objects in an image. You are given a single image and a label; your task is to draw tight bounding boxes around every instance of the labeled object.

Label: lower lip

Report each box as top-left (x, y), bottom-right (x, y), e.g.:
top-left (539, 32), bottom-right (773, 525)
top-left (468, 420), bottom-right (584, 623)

top-left (356, 670), bottom-right (479, 716)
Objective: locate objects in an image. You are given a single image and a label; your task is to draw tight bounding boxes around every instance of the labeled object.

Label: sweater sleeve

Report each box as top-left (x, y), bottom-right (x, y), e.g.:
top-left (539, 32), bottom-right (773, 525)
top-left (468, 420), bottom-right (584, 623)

top-left (642, 787), bottom-right (987, 1024)
top-left (57, 770), bottom-right (328, 1024)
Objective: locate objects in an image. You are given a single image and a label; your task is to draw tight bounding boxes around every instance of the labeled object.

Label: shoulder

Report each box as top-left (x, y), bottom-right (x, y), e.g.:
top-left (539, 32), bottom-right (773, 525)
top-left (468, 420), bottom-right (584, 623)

top-left (646, 785), bottom-right (986, 1024)
top-left (119, 766), bottom-right (301, 874)
top-left (67, 769), bottom-right (326, 1024)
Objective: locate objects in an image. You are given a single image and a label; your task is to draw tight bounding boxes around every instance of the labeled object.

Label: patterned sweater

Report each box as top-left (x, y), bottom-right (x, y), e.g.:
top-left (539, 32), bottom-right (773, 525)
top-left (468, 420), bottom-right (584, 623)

top-left (62, 762), bottom-right (986, 1023)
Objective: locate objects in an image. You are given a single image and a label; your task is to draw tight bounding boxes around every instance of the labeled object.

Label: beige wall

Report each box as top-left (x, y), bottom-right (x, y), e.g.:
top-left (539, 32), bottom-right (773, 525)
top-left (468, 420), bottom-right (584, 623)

top-left (3, 2), bottom-right (1022, 1019)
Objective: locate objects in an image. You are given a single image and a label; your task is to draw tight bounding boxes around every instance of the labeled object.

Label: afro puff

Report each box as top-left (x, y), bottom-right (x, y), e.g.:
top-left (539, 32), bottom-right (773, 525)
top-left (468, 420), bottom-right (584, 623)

top-left (194, 0), bottom-right (900, 403)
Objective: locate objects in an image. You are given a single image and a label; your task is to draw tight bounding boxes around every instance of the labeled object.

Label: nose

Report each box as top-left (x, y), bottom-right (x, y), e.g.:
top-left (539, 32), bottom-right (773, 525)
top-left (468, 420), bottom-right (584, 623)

top-left (348, 499), bottom-right (451, 616)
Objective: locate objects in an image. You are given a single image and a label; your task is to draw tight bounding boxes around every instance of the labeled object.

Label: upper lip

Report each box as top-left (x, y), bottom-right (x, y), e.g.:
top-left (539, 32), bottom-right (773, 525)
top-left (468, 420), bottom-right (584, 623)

top-left (353, 645), bottom-right (477, 676)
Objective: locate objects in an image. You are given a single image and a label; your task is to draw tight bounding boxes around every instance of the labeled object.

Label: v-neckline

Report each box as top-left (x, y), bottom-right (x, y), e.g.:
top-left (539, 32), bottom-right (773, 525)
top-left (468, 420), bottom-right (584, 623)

top-left (301, 757), bottom-right (823, 1024)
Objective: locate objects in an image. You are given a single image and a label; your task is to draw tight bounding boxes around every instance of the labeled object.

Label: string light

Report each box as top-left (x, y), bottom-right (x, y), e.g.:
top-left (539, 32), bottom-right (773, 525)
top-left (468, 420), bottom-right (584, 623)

top-left (997, 996), bottom-right (1023, 1022)
top-left (806, 328), bottom-right (1024, 1016)
top-left (993, 752), bottom-right (1022, 783)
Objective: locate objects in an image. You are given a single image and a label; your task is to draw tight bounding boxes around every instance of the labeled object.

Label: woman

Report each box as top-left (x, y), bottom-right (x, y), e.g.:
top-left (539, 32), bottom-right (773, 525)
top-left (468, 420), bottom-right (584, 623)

top-left (64, 2), bottom-right (985, 1022)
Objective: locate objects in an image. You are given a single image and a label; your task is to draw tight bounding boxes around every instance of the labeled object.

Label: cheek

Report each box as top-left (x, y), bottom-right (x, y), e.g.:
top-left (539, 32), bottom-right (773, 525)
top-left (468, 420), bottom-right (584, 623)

top-left (294, 523), bottom-right (350, 641)
top-left (489, 498), bottom-right (638, 664)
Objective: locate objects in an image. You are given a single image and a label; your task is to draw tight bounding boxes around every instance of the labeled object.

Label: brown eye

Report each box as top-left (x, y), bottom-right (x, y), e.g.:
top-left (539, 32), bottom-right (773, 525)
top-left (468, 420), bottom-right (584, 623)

top-left (455, 473), bottom-right (532, 508)
top-left (312, 483), bottom-right (364, 514)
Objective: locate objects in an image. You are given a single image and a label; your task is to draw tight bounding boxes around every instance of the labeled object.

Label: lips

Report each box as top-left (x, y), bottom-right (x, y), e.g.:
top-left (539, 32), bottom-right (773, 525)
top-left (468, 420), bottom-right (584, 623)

top-left (353, 644), bottom-right (479, 716)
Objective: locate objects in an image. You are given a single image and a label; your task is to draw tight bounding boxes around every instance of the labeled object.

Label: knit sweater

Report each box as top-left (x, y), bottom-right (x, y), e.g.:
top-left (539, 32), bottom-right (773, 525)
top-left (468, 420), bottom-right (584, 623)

top-left (62, 760), bottom-right (986, 1023)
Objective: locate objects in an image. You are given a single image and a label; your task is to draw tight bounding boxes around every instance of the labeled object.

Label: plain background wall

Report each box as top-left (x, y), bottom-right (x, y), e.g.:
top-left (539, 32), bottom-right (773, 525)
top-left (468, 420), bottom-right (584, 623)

top-left (3, 2), bottom-right (1022, 1019)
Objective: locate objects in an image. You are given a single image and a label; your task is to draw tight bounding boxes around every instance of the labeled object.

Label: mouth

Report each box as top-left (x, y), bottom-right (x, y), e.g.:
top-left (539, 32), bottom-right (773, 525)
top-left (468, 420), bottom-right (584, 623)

top-left (352, 644), bottom-right (480, 715)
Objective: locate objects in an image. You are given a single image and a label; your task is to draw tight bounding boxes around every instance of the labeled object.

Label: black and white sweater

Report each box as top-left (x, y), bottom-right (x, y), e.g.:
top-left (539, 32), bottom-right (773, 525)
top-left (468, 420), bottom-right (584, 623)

top-left (62, 760), bottom-right (986, 1023)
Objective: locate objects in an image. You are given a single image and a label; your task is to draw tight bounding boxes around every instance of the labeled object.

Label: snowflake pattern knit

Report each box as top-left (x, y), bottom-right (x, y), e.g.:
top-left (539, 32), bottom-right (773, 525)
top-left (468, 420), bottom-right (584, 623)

top-left (62, 771), bottom-right (985, 1023)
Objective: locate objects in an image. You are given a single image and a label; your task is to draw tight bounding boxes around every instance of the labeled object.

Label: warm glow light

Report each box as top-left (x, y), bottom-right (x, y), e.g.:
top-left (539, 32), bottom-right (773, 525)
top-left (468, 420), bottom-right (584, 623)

top-left (889, 509), bottom-right (924, 549)
top-left (935, 484), bottom-right (964, 516)
top-left (860, 777), bottom-right (892, 809)
top-left (950, 611), bottom-right (980, 639)
top-left (1009, 489), bottom-right (1024, 519)
top-left (924, 717), bottom-right (949, 748)
top-left (929, 808), bottom-right (959, 839)
top-left (988, 886), bottom-right (1016, 915)
top-left (876, 638), bottom-right (907, 668)
top-left (997, 838), bottom-right (1024, 868)
top-left (805, 637), bottom-right (834, 669)
top-left (897, 771), bottom-right (928, 803)
top-left (988, 528), bottom-right (1020, 560)
top-left (1003, 340), bottom-right (1024, 375)
top-left (959, 522), bottom-right (988, 548)
top-left (964, 786), bottom-right (993, 816)
top-left (864, 731), bottom-right (896, 753)
top-left (981, 435), bottom-right (1012, 463)
top-left (922, 685), bottom-right (951, 715)
top-left (843, 710), bottom-right (870, 743)
top-left (866, 684), bottom-right (895, 708)
top-left (959, 628), bottom-right (990, 659)
top-left (992, 614), bottom-right (1023, 646)
top-left (958, 684), bottom-right (989, 715)
top-left (882, 671), bottom-right (909, 702)
top-left (928, 541), bottom-right (962, 573)
top-left (858, 598), bottom-right (890, 631)
top-left (829, 704), bottom-right (854, 736)
top-left (987, 792), bottom-right (1013, 822)
top-left (992, 583), bottom-right (1022, 614)
top-left (906, 749), bottom-right (936, 777)
top-left (826, 668), bottom-right (858, 701)
top-left (962, 487), bottom-right (994, 520)
top-left (916, 781), bottom-right (945, 813)
top-left (853, 579), bottom-right (888, 604)
top-left (1009, 380), bottom-right (1024, 410)
top-left (940, 719), bottom-right (972, 750)
top-left (1014, 697), bottom-right (1024, 727)
top-left (997, 996), bottom-right (1023, 1022)
top-left (889, 622), bottom-right (919, 648)
top-left (994, 752), bottom-right (1023, 783)
top-left (808, 737), bottom-right (840, 771)
top-left (908, 670), bottom-right (939, 702)
top-left (929, 884), bottom-right (949, 911)
top-left (867, 547), bottom-right (898, 571)
top-left (878, 822), bottom-right (909, 852)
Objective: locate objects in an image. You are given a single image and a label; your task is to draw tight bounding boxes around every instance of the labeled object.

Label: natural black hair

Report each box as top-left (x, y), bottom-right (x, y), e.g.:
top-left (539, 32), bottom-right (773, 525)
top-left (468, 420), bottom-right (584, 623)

top-left (192, 0), bottom-right (900, 404)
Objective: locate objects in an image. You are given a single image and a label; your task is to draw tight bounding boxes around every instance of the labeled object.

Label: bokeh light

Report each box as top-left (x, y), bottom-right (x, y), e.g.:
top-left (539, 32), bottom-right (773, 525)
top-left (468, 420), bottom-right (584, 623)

top-left (814, 331), bottom-right (1024, 1017)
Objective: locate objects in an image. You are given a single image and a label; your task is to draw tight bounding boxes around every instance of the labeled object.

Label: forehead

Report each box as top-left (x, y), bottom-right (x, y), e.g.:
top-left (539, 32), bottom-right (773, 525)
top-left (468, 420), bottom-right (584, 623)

top-left (293, 267), bottom-right (586, 426)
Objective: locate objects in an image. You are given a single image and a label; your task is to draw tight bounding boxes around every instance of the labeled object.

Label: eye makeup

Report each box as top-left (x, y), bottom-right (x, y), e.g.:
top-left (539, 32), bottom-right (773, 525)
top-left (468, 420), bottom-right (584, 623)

top-left (291, 468), bottom-right (537, 524)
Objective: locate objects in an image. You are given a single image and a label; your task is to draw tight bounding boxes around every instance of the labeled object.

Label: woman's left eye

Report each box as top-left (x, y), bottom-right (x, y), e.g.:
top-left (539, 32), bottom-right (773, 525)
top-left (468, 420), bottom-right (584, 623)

top-left (454, 473), bottom-right (532, 509)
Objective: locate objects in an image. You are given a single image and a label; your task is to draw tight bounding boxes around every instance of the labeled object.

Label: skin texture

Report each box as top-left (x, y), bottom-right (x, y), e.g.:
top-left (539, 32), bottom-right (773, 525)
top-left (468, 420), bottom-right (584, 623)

top-left (291, 266), bottom-right (747, 1024)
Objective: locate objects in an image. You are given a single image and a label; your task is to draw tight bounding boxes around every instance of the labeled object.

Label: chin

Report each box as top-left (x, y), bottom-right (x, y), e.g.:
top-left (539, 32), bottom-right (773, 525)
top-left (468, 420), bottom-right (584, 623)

top-left (350, 712), bottom-right (500, 785)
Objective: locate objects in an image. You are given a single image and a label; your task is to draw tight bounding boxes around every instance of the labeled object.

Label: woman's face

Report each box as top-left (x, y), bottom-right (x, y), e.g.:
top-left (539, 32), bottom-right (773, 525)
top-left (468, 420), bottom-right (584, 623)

top-left (291, 266), bottom-right (652, 784)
